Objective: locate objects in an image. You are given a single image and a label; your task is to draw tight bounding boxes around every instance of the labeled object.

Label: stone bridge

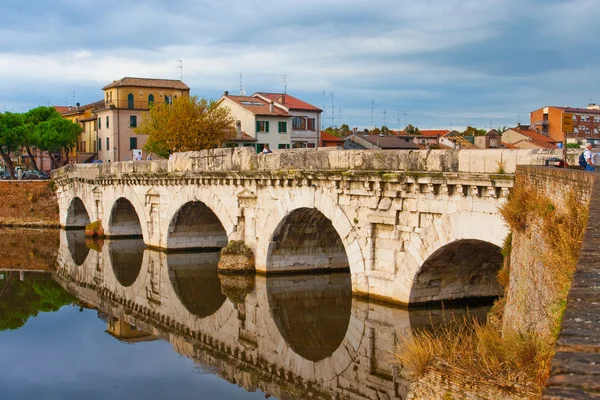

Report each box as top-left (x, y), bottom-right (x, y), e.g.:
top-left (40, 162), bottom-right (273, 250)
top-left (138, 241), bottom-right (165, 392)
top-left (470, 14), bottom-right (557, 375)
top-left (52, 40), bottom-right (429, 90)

top-left (55, 230), bottom-right (490, 399)
top-left (52, 147), bottom-right (562, 306)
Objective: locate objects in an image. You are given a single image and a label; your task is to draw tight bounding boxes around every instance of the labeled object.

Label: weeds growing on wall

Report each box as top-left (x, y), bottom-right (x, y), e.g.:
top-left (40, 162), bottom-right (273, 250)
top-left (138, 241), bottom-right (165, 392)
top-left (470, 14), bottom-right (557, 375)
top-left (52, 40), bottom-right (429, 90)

top-left (395, 314), bottom-right (551, 396)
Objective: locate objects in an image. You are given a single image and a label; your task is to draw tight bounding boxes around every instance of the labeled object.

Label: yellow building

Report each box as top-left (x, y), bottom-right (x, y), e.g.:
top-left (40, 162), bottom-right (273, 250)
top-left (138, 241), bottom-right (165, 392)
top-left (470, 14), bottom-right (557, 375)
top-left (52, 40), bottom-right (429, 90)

top-left (96, 77), bottom-right (190, 162)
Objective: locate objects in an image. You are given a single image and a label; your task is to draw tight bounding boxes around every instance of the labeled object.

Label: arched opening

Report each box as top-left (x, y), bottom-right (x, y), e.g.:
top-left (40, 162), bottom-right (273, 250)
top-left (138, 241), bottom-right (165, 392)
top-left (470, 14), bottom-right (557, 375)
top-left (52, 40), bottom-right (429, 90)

top-left (167, 252), bottom-right (226, 318)
top-left (267, 208), bottom-right (348, 273)
top-left (108, 238), bottom-right (145, 287)
top-left (409, 239), bottom-right (503, 306)
top-left (148, 94), bottom-right (154, 106)
top-left (167, 201), bottom-right (228, 250)
top-left (127, 93), bottom-right (134, 109)
top-left (65, 197), bottom-right (91, 228)
top-left (66, 230), bottom-right (89, 266)
top-left (267, 273), bottom-right (352, 362)
top-left (108, 198), bottom-right (142, 238)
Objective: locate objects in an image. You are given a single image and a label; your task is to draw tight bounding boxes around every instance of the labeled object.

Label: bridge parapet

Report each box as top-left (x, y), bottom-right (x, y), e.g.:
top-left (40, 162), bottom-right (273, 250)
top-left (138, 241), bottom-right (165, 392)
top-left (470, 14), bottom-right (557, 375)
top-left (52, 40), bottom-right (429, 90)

top-left (52, 148), bottom-right (572, 182)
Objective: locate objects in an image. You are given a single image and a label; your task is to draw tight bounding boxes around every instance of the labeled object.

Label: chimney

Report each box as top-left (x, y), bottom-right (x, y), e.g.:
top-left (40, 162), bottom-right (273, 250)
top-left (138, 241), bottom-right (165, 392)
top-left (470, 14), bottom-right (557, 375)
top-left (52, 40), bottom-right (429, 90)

top-left (224, 90), bottom-right (229, 96)
top-left (269, 101), bottom-right (274, 112)
top-left (236, 120), bottom-right (242, 140)
top-left (281, 94), bottom-right (285, 105)
top-left (76, 102), bottom-right (80, 111)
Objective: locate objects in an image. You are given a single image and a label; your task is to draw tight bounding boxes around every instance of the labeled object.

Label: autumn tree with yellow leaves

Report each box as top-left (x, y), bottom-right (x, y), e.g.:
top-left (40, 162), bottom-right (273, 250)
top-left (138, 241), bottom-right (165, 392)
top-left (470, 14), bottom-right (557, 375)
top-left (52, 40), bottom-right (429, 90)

top-left (134, 96), bottom-right (235, 158)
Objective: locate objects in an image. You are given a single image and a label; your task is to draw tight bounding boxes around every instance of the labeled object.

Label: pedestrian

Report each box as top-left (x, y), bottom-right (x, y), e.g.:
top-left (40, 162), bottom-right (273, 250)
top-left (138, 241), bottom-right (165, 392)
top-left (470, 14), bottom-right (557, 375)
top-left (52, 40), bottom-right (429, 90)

top-left (262, 144), bottom-right (272, 154)
top-left (582, 143), bottom-right (595, 172)
top-left (169, 153), bottom-right (173, 160)
top-left (147, 153), bottom-right (152, 161)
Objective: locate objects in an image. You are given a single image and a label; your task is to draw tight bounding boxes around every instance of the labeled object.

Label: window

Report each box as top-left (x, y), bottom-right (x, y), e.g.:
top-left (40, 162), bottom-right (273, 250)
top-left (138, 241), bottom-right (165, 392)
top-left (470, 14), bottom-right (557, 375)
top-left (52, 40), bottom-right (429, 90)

top-left (130, 115), bottom-right (137, 128)
top-left (93, 140), bottom-right (97, 152)
top-left (106, 116), bottom-right (109, 128)
top-left (127, 93), bottom-right (134, 109)
top-left (98, 117), bottom-right (101, 130)
top-left (278, 121), bottom-right (287, 133)
top-left (278, 144), bottom-right (290, 149)
top-left (148, 94), bottom-right (154, 106)
top-left (307, 118), bottom-right (316, 131)
top-left (82, 141), bottom-right (86, 152)
top-left (292, 117), bottom-right (306, 130)
top-left (129, 137), bottom-right (138, 150)
top-left (256, 121), bottom-right (269, 133)
top-left (106, 137), bottom-right (110, 150)
top-left (98, 138), bottom-right (101, 151)
top-left (165, 95), bottom-right (172, 105)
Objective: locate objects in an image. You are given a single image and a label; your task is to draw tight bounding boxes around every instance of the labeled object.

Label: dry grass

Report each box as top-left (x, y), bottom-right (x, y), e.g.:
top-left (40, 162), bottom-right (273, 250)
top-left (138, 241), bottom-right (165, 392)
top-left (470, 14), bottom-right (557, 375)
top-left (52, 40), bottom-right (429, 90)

top-left (396, 315), bottom-right (552, 396)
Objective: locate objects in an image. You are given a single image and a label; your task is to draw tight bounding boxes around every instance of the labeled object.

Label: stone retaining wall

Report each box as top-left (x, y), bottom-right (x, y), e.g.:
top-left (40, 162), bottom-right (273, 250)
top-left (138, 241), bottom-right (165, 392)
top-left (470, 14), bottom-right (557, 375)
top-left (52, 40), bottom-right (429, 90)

top-left (503, 167), bottom-right (595, 337)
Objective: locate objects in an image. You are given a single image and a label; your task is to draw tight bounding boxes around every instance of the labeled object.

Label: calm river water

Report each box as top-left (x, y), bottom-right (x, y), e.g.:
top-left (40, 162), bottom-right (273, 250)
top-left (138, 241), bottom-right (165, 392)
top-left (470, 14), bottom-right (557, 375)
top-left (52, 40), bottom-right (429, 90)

top-left (0, 228), bottom-right (490, 399)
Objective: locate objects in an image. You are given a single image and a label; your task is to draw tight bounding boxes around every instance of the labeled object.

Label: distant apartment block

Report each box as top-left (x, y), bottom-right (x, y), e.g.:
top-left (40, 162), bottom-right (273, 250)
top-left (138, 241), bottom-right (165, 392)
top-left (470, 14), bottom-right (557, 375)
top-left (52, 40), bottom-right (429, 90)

top-left (530, 104), bottom-right (600, 144)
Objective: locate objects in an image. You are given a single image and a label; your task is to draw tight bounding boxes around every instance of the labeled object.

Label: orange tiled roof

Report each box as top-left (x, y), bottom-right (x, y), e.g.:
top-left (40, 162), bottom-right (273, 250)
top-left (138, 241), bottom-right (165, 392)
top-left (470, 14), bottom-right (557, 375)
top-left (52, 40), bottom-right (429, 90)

top-left (103, 77), bottom-right (189, 90)
top-left (398, 129), bottom-right (450, 137)
top-left (321, 131), bottom-right (345, 142)
top-left (255, 93), bottom-right (322, 112)
top-left (53, 106), bottom-right (71, 114)
top-left (224, 95), bottom-right (291, 117)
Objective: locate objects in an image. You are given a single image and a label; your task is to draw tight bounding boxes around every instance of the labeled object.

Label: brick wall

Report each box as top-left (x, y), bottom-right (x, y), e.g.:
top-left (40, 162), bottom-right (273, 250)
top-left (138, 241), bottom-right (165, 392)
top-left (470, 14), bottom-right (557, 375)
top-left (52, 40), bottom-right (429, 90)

top-left (503, 166), bottom-right (594, 336)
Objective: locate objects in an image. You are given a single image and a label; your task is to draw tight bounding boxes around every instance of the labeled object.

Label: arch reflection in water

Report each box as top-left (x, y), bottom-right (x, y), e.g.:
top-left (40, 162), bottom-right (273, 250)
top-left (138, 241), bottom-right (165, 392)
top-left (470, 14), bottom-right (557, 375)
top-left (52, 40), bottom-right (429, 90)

top-left (108, 239), bottom-right (145, 287)
top-left (167, 252), bottom-right (227, 318)
top-left (267, 273), bottom-right (352, 362)
top-left (66, 230), bottom-right (90, 266)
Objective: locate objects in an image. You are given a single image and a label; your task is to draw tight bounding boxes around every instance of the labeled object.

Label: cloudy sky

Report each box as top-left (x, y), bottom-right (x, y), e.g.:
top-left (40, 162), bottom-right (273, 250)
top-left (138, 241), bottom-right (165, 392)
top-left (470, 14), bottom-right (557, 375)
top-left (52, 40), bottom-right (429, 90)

top-left (1, 0), bottom-right (598, 130)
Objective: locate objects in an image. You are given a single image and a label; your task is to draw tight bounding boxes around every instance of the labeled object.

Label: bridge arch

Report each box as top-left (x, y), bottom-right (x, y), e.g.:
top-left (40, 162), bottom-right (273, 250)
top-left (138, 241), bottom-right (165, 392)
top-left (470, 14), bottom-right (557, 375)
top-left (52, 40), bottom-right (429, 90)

top-left (65, 197), bottom-right (91, 228)
top-left (266, 207), bottom-right (349, 273)
top-left (406, 210), bottom-right (507, 305)
top-left (107, 238), bottom-right (145, 287)
top-left (167, 201), bottom-right (228, 250)
top-left (65, 230), bottom-right (90, 266)
top-left (107, 197), bottom-right (144, 238)
top-left (256, 188), bottom-right (367, 292)
top-left (163, 189), bottom-right (236, 250)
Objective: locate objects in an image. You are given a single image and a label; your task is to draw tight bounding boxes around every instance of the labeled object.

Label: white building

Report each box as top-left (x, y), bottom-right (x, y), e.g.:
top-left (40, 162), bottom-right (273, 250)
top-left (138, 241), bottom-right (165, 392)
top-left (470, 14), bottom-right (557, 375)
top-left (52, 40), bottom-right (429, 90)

top-left (218, 92), bottom-right (292, 152)
top-left (254, 93), bottom-right (322, 148)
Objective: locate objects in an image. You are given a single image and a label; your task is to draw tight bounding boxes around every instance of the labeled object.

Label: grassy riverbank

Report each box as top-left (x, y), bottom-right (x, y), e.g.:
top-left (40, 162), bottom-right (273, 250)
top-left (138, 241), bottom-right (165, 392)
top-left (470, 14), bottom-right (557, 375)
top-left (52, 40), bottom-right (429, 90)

top-left (0, 181), bottom-right (59, 227)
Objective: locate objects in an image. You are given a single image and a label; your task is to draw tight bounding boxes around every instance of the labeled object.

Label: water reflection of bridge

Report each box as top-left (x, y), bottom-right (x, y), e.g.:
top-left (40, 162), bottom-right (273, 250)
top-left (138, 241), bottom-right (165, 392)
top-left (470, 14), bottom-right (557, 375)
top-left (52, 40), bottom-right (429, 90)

top-left (56, 230), bottom-right (488, 399)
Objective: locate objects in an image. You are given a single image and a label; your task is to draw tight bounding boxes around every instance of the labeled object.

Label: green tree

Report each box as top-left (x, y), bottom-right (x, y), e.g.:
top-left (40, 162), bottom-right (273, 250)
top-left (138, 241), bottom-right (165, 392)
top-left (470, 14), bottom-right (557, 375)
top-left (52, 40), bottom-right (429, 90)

top-left (0, 112), bottom-right (25, 178)
top-left (32, 116), bottom-right (82, 169)
top-left (371, 127), bottom-right (381, 135)
top-left (462, 126), bottom-right (486, 136)
top-left (404, 124), bottom-right (421, 135)
top-left (381, 125), bottom-right (389, 135)
top-left (135, 96), bottom-right (235, 158)
top-left (339, 124), bottom-right (351, 136)
top-left (496, 126), bottom-right (508, 133)
top-left (24, 106), bottom-right (64, 170)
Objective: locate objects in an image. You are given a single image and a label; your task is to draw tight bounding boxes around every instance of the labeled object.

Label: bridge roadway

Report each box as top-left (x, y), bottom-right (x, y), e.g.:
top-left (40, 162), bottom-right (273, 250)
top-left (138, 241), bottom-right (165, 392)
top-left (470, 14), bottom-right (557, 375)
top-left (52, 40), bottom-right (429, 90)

top-left (56, 230), bottom-right (491, 399)
top-left (52, 147), bottom-right (561, 305)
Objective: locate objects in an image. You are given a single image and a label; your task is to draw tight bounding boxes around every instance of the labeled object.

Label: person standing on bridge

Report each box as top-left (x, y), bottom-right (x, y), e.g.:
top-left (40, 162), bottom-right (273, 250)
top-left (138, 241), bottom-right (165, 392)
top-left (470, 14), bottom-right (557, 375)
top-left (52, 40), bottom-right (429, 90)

top-left (262, 144), bottom-right (272, 154)
top-left (583, 143), bottom-right (595, 172)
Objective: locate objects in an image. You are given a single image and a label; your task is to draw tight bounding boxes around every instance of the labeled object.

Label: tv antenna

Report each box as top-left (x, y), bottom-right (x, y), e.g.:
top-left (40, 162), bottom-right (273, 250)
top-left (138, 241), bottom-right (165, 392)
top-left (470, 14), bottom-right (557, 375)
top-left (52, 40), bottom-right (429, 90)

top-left (371, 100), bottom-right (374, 127)
top-left (239, 72), bottom-right (246, 95)
top-left (280, 74), bottom-right (287, 94)
top-left (322, 91), bottom-right (326, 129)
top-left (176, 59), bottom-right (183, 80)
top-left (383, 110), bottom-right (387, 128)
top-left (331, 92), bottom-right (335, 128)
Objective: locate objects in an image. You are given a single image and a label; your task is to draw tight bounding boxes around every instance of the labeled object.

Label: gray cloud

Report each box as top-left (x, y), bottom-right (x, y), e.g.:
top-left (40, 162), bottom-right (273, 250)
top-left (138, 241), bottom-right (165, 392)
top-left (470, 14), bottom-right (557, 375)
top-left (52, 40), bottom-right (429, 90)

top-left (0, 0), bottom-right (597, 129)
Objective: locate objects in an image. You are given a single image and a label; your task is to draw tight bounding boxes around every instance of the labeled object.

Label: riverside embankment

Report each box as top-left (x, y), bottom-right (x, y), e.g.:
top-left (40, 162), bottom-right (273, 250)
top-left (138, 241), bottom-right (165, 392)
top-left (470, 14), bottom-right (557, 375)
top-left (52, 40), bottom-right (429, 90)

top-left (0, 181), bottom-right (59, 227)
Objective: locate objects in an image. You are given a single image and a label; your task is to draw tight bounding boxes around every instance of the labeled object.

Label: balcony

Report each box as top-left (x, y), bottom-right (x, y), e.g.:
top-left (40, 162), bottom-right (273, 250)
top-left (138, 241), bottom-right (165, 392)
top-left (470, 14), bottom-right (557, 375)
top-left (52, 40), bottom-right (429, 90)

top-left (105, 99), bottom-right (157, 110)
top-left (533, 120), bottom-right (549, 126)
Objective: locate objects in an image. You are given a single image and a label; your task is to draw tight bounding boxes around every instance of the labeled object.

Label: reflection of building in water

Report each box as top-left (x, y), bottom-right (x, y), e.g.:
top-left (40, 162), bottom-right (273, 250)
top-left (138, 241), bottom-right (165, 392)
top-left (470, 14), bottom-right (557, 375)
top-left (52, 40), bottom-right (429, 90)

top-left (106, 317), bottom-right (156, 344)
top-left (55, 233), bottom-right (491, 400)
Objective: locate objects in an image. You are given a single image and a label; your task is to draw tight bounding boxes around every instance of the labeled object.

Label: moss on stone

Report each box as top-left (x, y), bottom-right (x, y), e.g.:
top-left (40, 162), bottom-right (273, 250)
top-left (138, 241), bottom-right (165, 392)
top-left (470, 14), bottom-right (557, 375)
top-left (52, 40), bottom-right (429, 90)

top-left (84, 220), bottom-right (104, 238)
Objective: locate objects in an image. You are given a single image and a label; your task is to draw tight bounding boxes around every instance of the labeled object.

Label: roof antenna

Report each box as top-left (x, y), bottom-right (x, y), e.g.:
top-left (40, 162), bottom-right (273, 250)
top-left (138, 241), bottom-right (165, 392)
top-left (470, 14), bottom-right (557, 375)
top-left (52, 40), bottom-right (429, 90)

top-left (280, 75), bottom-right (287, 94)
top-left (239, 72), bottom-right (246, 95)
top-left (176, 59), bottom-right (183, 80)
